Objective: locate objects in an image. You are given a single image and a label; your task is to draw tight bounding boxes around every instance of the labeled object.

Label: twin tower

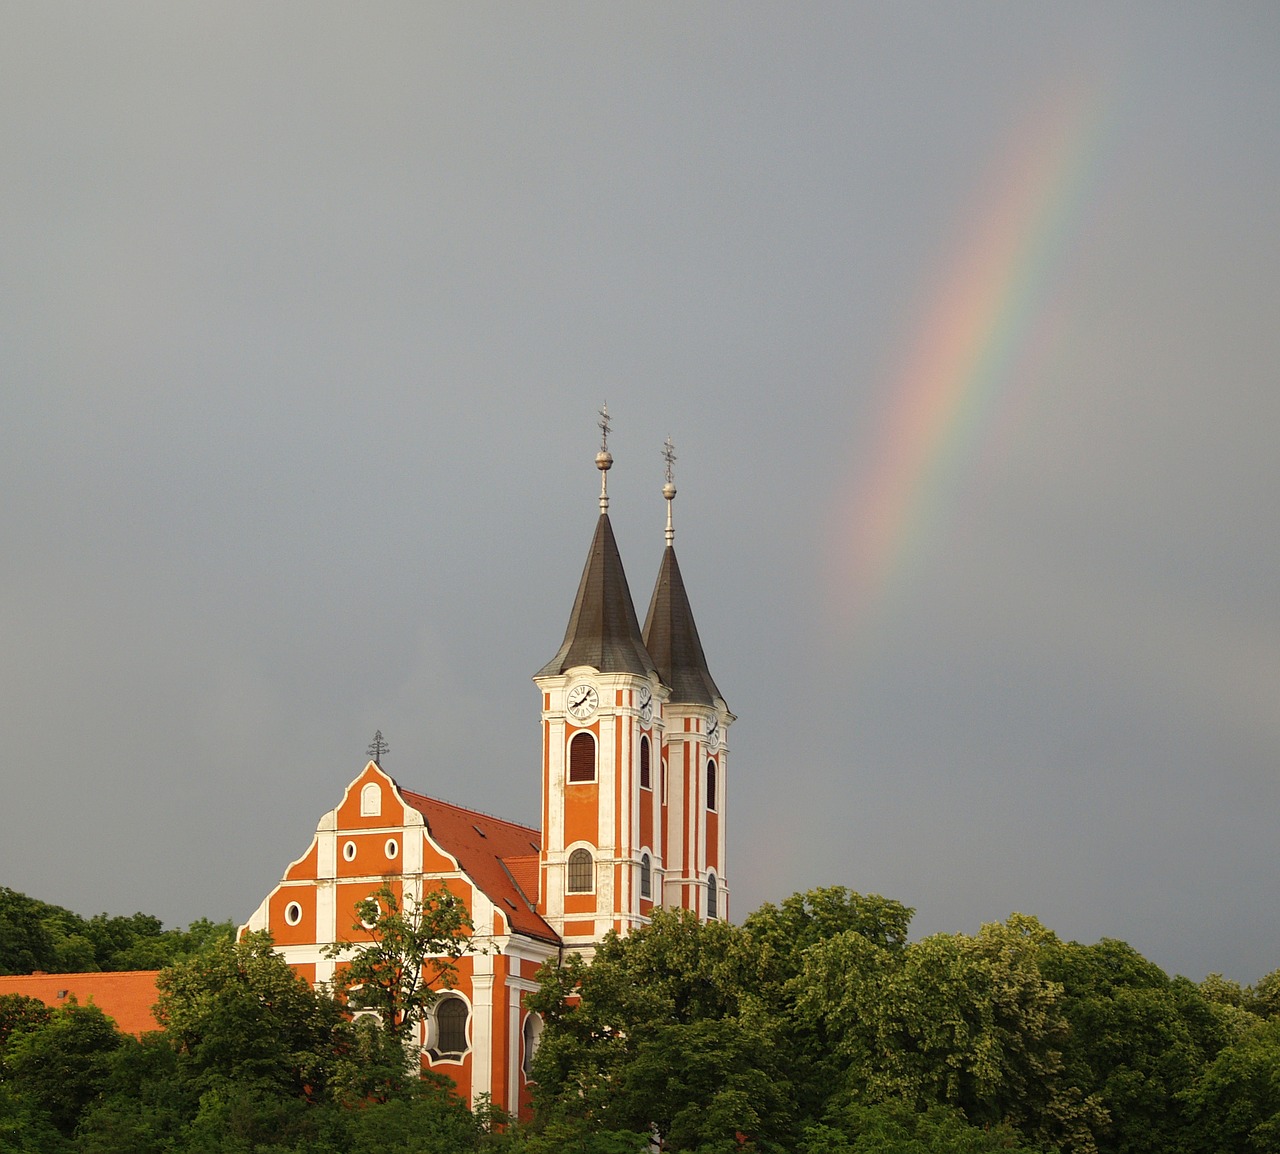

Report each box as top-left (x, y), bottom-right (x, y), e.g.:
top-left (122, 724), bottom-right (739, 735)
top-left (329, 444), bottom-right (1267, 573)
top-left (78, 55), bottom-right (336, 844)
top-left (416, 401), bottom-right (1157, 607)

top-left (534, 433), bottom-right (732, 949)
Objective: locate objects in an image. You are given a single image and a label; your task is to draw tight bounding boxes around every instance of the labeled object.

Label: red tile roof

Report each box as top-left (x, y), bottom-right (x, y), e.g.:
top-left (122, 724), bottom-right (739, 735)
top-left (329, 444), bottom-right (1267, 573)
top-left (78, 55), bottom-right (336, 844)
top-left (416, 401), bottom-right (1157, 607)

top-left (400, 790), bottom-right (558, 945)
top-left (0, 971), bottom-right (161, 1036)
top-left (502, 854), bottom-right (540, 908)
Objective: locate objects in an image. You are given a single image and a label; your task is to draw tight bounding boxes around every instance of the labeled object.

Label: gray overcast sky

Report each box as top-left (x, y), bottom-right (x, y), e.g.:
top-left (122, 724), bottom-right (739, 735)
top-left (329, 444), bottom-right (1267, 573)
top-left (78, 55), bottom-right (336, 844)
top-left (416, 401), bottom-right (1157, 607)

top-left (3, 3), bottom-right (1277, 983)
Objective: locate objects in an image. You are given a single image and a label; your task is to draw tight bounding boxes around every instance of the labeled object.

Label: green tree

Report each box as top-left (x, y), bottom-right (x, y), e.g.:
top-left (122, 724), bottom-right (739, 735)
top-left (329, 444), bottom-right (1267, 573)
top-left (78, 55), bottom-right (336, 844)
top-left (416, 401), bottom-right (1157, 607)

top-left (0, 995), bottom-right (51, 1057)
top-left (1041, 936), bottom-right (1229, 1154)
top-left (744, 888), bottom-right (916, 1127)
top-left (529, 908), bottom-right (793, 1152)
top-left (325, 884), bottom-right (474, 1045)
top-left (798, 914), bottom-right (1105, 1153)
top-left (0, 891), bottom-right (56, 976)
top-left (1250, 970), bottom-right (1280, 1021)
top-left (1183, 1016), bottom-right (1280, 1153)
top-left (155, 931), bottom-right (346, 1102)
top-left (799, 1100), bottom-right (1042, 1153)
top-left (2, 1001), bottom-right (122, 1136)
top-left (0, 1082), bottom-right (68, 1154)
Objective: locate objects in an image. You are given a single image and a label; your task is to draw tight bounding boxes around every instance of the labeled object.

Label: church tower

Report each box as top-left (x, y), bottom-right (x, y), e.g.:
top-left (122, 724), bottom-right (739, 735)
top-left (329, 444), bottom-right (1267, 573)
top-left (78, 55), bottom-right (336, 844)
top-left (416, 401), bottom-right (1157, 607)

top-left (533, 410), bottom-right (666, 950)
top-left (642, 439), bottom-right (733, 921)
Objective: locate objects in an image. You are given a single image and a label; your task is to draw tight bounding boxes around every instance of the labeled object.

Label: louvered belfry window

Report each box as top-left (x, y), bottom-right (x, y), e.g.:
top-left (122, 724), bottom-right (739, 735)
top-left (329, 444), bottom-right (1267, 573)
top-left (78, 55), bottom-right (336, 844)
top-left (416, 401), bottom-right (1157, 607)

top-left (639, 735), bottom-right (651, 789)
top-left (567, 848), bottom-right (593, 893)
top-left (568, 732), bottom-right (595, 783)
top-left (707, 873), bottom-right (718, 919)
top-left (706, 760), bottom-right (717, 811)
top-left (640, 852), bottom-right (652, 899)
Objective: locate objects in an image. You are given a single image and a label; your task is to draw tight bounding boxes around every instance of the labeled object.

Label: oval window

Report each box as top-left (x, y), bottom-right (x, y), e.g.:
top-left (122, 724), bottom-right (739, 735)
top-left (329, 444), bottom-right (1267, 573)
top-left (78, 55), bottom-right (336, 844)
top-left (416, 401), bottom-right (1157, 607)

top-left (284, 901), bottom-right (303, 926)
top-left (343, 840), bottom-right (357, 862)
top-left (385, 837), bottom-right (399, 860)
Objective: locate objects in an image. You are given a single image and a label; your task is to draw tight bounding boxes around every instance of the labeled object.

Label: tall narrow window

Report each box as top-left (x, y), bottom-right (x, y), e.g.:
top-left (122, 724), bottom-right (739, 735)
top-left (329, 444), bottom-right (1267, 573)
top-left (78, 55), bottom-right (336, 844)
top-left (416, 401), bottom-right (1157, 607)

top-left (640, 852), bottom-right (652, 899)
top-left (707, 873), bottom-right (718, 919)
top-left (522, 1012), bottom-right (543, 1079)
top-left (431, 996), bottom-right (469, 1059)
top-left (639, 735), bottom-right (651, 789)
top-left (568, 732), bottom-right (596, 783)
top-left (567, 848), bottom-right (594, 893)
top-left (706, 760), bottom-right (717, 812)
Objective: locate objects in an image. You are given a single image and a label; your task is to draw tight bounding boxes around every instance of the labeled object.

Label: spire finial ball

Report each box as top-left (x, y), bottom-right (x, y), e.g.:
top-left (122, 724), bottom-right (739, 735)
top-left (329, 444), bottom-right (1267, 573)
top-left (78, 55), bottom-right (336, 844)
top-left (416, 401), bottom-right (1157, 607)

top-left (596, 449), bottom-right (613, 472)
top-left (663, 481), bottom-right (676, 500)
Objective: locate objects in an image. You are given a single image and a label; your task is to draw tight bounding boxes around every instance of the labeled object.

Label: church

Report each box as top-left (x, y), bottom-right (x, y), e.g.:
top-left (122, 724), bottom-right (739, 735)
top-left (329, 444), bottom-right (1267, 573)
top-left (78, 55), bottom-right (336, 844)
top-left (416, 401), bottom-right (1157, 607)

top-left (241, 428), bottom-right (733, 1118)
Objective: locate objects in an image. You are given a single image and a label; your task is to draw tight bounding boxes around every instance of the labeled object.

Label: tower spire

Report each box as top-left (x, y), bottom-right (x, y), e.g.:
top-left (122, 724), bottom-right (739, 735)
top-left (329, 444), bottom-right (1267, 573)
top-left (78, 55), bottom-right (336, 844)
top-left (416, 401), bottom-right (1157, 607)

top-left (596, 402), bottom-right (612, 514)
top-left (662, 436), bottom-right (677, 546)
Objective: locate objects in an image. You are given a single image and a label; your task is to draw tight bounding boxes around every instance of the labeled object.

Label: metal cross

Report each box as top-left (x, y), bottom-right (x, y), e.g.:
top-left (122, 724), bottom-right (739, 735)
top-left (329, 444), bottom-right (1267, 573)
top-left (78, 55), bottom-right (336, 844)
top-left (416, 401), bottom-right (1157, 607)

top-left (662, 436), bottom-right (677, 484)
top-left (366, 730), bottom-right (389, 767)
top-left (598, 402), bottom-right (611, 452)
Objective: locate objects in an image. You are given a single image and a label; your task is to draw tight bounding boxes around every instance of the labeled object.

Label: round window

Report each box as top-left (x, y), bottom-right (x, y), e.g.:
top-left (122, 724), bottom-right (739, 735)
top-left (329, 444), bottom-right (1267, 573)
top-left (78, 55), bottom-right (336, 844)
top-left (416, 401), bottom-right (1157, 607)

top-left (343, 840), bottom-right (357, 862)
top-left (284, 901), bottom-right (303, 926)
top-left (385, 838), bottom-right (399, 860)
top-left (359, 898), bottom-right (381, 931)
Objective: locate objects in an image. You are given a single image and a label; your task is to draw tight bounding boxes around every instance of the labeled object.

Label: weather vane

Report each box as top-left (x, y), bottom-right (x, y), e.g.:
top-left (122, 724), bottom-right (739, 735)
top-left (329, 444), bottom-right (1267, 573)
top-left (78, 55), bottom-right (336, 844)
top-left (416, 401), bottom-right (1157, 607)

top-left (598, 402), bottom-right (611, 453)
top-left (662, 436), bottom-right (677, 546)
top-left (367, 730), bottom-right (389, 767)
top-left (596, 403), bottom-right (614, 513)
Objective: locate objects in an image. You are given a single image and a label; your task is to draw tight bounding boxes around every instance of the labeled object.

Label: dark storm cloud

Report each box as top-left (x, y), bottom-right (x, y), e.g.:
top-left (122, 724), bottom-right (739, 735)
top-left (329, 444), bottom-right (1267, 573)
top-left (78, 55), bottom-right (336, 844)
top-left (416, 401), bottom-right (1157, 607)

top-left (1, 3), bottom-right (1276, 981)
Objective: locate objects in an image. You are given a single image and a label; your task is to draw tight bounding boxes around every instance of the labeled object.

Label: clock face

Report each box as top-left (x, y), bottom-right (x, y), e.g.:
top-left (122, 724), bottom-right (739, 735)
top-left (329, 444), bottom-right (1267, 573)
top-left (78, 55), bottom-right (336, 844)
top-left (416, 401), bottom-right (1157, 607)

top-left (705, 715), bottom-right (720, 749)
top-left (637, 685), bottom-right (653, 725)
top-left (566, 683), bottom-right (599, 721)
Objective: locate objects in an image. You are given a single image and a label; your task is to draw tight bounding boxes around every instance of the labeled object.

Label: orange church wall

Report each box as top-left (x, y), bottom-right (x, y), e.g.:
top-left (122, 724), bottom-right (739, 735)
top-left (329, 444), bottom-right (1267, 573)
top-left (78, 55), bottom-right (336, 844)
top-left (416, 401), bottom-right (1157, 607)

top-left (563, 919), bottom-right (595, 936)
top-left (334, 769), bottom-right (398, 829)
top-left (268, 888), bottom-right (316, 946)
top-left (421, 835), bottom-right (456, 875)
top-left (489, 952), bottom-right (510, 1098)
top-left (614, 716), bottom-right (624, 858)
top-left (334, 832), bottom-right (405, 878)
top-left (564, 780), bottom-right (599, 846)
top-left (682, 742), bottom-right (692, 874)
top-left (335, 878), bottom-right (404, 942)
top-left (563, 892), bottom-right (596, 915)
top-left (283, 840), bottom-right (319, 882)
top-left (639, 794), bottom-right (653, 857)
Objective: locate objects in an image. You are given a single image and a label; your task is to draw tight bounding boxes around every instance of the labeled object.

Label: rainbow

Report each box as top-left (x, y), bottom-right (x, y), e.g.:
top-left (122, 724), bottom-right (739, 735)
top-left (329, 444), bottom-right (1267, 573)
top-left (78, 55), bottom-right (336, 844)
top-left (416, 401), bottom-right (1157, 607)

top-left (827, 82), bottom-right (1109, 633)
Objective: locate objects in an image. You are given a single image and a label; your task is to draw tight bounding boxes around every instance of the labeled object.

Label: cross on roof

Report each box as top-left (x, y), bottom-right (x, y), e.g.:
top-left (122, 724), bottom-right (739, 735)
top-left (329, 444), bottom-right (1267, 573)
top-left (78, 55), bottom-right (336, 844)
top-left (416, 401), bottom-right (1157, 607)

top-left (598, 402), bottom-right (611, 452)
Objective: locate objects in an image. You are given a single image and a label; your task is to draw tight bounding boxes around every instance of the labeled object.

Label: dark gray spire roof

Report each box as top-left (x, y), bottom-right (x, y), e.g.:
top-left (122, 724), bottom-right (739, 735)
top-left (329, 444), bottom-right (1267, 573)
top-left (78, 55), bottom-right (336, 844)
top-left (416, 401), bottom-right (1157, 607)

top-left (536, 513), bottom-right (657, 679)
top-left (642, 545), bottom-right (722, 707)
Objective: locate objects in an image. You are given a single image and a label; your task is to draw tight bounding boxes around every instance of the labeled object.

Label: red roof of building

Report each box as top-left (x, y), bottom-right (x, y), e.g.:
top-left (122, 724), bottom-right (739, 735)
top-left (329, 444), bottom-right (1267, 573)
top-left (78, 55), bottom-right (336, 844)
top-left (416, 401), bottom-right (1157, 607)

top-left (502, 854), bottom-right (540, 909)
top-left (0, 970), bottom-right (161, 1036)
top-left (400, 790), bottom-right (558, 945)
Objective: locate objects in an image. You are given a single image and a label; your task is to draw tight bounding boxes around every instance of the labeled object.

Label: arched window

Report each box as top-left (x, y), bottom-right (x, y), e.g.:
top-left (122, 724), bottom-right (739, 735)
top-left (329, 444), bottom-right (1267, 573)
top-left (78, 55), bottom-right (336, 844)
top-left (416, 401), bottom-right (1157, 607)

top-left (706, 760), bottom-right (717, 812)
top-left (640, 852), bottom-right (652, 899)
top-left (522, 1012), bottom-right (543, 1079)
top-left (567, 847), bottom-right (594, 893)
top-left (707, 872), bottom-right (718, 920)
top-left (360, 782), bottom-right (381, 816)
top-left (429, 996), bottom-right (470, 1060)
top-left (568, 732), bottom-right (596, 783)
top-left (639, 735), bottom-right (651, 789)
